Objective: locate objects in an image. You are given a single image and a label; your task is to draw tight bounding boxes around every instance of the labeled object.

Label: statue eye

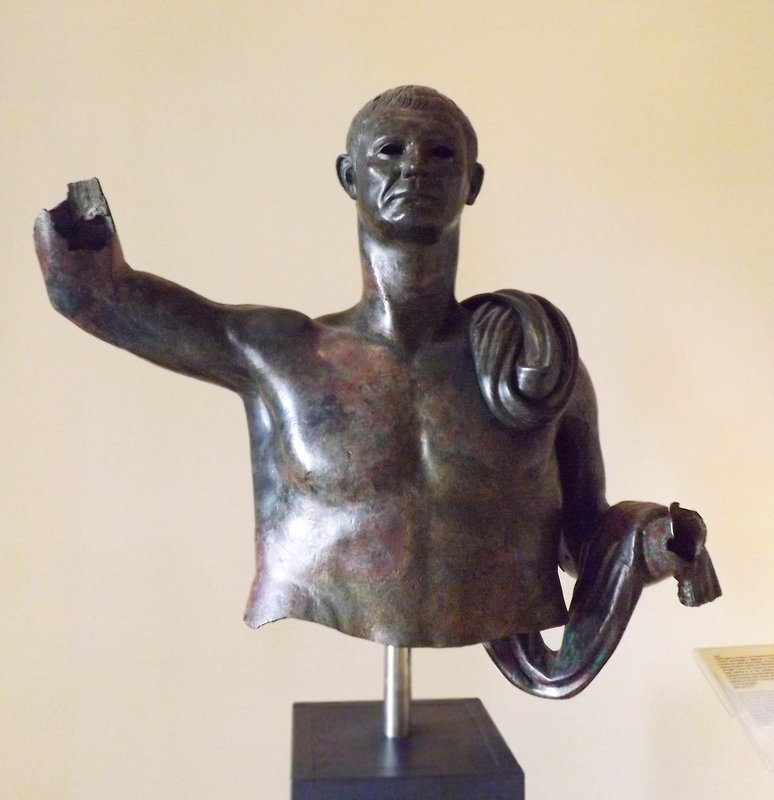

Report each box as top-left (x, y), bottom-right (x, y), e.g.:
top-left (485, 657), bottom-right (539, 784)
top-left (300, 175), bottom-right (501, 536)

top-left (378, 142), bottom-right (404, 156)
top-left (431, 145), bottom-right (455, 159)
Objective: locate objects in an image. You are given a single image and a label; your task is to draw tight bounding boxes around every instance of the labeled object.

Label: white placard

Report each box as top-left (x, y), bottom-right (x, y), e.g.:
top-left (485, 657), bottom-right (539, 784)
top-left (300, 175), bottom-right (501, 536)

top-left (695, 644), bottom-right (774, 770)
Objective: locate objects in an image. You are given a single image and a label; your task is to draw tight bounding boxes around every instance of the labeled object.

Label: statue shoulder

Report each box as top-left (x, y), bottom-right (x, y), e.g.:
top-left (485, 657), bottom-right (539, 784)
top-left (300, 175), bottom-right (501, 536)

top-left (461, 290), bottom-right (579, 430)
top-left (225, 303), bottom-right (317, 351)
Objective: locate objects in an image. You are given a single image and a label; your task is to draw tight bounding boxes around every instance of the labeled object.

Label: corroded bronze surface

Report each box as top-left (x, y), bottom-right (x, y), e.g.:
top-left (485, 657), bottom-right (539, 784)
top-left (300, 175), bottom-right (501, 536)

top-left (35, 87), bottom-right (720, 694)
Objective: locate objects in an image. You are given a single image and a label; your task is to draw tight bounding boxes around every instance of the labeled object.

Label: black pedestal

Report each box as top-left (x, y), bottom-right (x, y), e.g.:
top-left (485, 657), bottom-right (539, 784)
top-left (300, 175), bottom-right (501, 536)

top-left (291, 698), bottom-right (524, 799)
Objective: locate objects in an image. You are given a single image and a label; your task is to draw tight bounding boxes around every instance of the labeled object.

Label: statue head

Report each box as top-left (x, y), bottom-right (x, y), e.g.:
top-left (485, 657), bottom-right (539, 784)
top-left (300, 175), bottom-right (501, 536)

top-left (337, 86), bottom-right (484, 244)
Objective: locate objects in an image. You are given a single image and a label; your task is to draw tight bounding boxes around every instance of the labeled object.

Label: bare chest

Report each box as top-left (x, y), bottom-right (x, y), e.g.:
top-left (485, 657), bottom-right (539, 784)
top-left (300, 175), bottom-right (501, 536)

top-left (239, 323), bottom-right (567, 644)
top-left (244, 327), bottom-right (556, 502)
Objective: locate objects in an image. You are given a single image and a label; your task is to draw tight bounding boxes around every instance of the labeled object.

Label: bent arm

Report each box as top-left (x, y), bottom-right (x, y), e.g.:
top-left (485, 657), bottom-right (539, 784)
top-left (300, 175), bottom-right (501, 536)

top-left (555, 361), bottom-right (609, 575)
top-left (485, 363), bottom-right (720, 698)
top-left (555, 364), bottom-right (718, 593)
top-left (35, 179), bottom-right (256, 392)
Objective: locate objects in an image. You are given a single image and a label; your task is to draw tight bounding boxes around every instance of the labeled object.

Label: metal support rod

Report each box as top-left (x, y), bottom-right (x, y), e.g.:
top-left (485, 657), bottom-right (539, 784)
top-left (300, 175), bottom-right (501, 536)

top-left (383, 645), bottom-right (412, 738)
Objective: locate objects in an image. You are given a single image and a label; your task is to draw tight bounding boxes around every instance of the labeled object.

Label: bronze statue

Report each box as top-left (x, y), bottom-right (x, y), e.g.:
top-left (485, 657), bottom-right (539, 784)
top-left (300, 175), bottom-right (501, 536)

top-left (34, 86), bottom-right (720, 698)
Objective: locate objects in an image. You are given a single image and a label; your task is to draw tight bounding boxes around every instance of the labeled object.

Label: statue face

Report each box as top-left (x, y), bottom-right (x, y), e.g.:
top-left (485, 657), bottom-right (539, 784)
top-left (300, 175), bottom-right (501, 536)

top-left (343, 107), bottom-right (482, 244)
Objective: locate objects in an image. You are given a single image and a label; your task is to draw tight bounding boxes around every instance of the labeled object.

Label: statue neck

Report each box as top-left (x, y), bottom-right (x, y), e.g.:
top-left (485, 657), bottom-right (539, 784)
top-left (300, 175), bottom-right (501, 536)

top-left (355, 225), bottom-right (462, 352)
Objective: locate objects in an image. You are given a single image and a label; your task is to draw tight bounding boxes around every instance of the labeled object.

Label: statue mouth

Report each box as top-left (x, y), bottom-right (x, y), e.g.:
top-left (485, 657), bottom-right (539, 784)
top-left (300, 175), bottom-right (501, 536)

top-left (385, 187), bottom-right (440, 206)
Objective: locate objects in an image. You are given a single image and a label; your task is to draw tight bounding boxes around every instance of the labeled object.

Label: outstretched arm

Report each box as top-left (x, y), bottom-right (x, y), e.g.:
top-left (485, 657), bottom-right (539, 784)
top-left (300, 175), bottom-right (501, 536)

top-left (34, 179), bottom-right (258, 392)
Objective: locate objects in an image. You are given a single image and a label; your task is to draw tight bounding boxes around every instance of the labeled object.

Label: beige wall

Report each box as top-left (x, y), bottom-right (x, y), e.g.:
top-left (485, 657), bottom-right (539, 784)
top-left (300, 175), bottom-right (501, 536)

top-left (3, 2), bottom-right (773, 797)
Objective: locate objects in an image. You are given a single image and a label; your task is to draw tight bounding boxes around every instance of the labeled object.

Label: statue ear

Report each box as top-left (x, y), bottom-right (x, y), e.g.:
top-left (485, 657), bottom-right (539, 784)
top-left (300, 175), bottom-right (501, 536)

top-left (336, 154), bottom-right (357, 199)
top-left (466, 162), bottom-right (484, 205)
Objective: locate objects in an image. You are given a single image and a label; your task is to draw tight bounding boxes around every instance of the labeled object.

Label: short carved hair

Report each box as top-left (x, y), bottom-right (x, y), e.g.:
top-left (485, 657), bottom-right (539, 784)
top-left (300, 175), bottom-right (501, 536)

top-left (346, 86), bottom-right (478, 165)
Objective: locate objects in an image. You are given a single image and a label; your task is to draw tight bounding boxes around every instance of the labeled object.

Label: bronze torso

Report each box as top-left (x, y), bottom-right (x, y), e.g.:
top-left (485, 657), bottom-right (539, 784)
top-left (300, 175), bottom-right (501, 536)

top-left (237, 307), bottom-right (568, 646)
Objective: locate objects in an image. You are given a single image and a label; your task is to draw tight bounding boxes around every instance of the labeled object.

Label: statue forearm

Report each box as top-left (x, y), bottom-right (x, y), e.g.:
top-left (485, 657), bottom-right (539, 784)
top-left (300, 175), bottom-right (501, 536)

top-left (35, 179), bottom-right (142, 335)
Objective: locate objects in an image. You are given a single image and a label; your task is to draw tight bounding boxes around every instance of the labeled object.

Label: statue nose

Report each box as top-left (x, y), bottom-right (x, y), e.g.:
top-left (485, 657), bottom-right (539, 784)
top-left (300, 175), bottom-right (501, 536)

top-left (401, 147), bottom-right (424, 177)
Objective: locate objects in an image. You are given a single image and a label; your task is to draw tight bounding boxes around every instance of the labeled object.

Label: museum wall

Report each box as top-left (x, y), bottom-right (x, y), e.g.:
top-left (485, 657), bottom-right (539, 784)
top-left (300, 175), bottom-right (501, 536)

top-left (2, 2), bottom-right (773, 798)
